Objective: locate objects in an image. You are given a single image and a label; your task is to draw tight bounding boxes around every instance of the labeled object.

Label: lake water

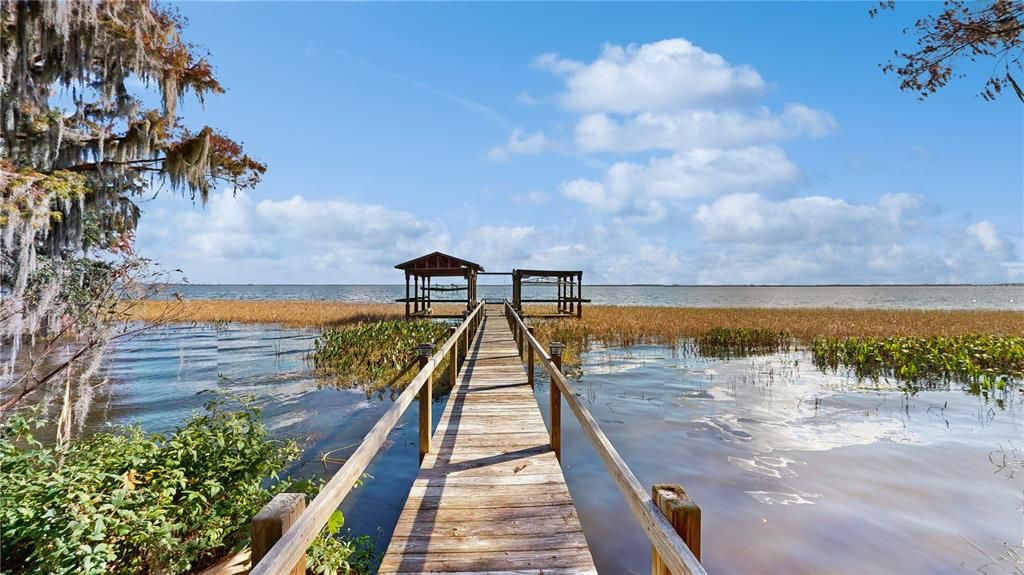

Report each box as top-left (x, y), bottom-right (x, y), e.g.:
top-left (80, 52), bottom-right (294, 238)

top-left (90, 319), bottom-right (1024, 574)
top-left (166, 284), bottom-right (1024, 310)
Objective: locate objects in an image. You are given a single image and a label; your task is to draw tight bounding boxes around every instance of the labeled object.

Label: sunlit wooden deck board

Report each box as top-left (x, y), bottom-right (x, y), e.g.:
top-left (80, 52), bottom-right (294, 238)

top-left (378, 305), bottom-right (597, 575)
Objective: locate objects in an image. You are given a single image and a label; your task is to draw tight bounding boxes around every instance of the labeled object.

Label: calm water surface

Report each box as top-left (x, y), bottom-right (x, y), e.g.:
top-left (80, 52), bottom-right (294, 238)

top-left (93, 323), bottom-right (1024, 574)
top-left (166, 284), bottom-right (1024, 310)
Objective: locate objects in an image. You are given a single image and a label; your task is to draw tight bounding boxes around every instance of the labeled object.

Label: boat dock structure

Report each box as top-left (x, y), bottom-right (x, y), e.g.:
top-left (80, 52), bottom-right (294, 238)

top-left (247, 252), bottom-right (706, 575)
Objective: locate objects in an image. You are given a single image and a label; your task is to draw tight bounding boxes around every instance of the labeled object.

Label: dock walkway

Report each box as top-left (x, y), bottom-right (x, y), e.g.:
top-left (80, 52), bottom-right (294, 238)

top-left (378, 305), bottom-right (597, 574)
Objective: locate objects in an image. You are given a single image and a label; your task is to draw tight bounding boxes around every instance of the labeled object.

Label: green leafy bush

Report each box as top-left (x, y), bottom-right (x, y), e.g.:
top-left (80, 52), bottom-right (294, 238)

top-left (0, 398), bottom-right (376, 575)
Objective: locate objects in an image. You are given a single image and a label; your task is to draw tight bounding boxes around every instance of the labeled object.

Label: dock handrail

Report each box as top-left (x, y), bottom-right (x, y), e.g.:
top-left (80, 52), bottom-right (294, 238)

top-left (250, 300), bottom-right (485, 575)
top-left (502, 299), bottom-right (707, 575)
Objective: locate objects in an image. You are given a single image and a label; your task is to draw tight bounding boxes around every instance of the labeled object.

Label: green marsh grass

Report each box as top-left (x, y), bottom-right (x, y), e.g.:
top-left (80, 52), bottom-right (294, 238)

top-left (310, 320), bottom-right (456, 398)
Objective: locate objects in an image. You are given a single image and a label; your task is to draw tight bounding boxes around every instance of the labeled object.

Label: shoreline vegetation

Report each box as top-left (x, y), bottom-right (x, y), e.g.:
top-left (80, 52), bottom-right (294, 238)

top-left (133, 300), bottom-right (1024, 394)
top-left (132, 299), bottom-right (1024, 337)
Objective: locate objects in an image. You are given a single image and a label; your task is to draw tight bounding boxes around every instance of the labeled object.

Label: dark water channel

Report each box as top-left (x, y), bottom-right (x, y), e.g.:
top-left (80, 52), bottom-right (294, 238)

top-left (91, 324), bottom-right (1022, 574)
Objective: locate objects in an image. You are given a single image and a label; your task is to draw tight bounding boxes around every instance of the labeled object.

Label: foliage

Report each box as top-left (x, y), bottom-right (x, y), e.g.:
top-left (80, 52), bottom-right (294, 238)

top-left (873, 0), bottom-right (1024, 101)
top-left (0, 398), bottom-right (376, 575)
top-left (311, 320), bottom-right (454, 398)
top-left (811, 335), bottom-right (1024, 392)
top-left (696, 328), bottom-right (792, 359)
top-left (307, 511), bottom-right (378, 575)
top-left (0, 0), bottom-right (263, 433)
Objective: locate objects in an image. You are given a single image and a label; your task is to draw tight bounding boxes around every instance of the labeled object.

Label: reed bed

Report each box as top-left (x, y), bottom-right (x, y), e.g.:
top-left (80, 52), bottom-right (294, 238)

top-left (527, 305), bottom-right (1024, 363)
top-left (130, 300), bottom-right (463, 327)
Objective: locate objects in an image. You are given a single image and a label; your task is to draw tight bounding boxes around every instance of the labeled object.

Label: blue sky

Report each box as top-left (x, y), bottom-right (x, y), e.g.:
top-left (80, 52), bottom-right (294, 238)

top-left (136, 2), bottom-right (1023, 285)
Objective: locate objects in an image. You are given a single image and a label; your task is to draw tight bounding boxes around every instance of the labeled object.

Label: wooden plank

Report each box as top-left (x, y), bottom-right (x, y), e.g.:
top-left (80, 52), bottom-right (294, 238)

top-left (379, 305), bottom-right (596, 574)
top-left (506, 302), bottom-right (706, 575)
top-left (378, 547), bottom-right (595, 573)
top-left (250, 302), bottom-right (485, 575)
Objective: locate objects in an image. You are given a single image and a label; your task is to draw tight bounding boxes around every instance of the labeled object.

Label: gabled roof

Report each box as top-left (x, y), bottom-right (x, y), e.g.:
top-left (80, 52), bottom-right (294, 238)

top-left (395, 251), bottom-right (484, 272)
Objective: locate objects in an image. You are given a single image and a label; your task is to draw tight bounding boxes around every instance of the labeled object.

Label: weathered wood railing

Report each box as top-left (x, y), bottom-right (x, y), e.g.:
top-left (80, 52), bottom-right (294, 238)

top-left (249, 301), bottom-right (485, 575)
top-left (503, 299), bottom-right (707, 575)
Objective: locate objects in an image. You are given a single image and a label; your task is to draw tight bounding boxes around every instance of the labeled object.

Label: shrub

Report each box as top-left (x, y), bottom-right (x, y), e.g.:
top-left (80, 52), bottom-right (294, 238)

top-left (0, 398), bottom-right (375, 575)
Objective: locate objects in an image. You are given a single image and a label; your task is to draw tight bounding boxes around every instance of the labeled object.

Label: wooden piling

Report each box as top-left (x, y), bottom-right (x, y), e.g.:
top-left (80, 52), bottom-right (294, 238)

top-left (549, 342), bottom-right (564, 461)
top-left (251, 493), bottom-right (306, 575)
top-left (417, 343), bottom-right (434, 463)
top-left (527, 326), bottom-right (535, 388)
top-left (651, 484), bottom-right (701, 574)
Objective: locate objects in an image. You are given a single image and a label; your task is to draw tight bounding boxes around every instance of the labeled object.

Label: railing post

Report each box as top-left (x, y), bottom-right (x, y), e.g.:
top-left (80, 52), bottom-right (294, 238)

top-left (417, 343), bottom-right (434, 463)
top-left (549, 342), bottom-right (564, 462)
top-left (651, 484), bottom-right (701, 574)
top-left (251, 493), bottom-right (306, 575)
top-left (449, 338), bottom-right (458, 389)
top-left (517, 323), bottom-right (524, 358)
top-left (527, 326), bottom-right (535, 388)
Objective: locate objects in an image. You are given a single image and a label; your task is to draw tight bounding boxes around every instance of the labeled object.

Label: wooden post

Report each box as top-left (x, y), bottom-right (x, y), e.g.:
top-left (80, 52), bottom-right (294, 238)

top-left (651, 484), bottom-right (701, 574)
top-left (549, 342), bottom-right (564, 461)
top-left (577, 272), bottom-right (583, 319)
top-left (449, 339), bottom-right (458, 389)
top-left (417, 343), bottom-right (434, 463)
top-left (414, 275), bottom-right (419, 314)
top-left (251, 493), bottom-right (306, 575)
top-left (569, 275), bottom-right (575, 314)
top-left (405, 271), bottom-right (410, 319)
top-left (527, 326), bottom-right (535, 388)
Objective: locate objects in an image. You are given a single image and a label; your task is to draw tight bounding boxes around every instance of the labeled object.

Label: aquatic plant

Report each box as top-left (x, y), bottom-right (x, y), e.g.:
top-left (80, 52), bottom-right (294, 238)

top-left (0, 398), bottom-right (376, 575)
top-left (310, 320), bottom-right (454, 397)
top-left (811, 335), bottom-right (1024, 391)
top-left (696, 328), bottom-right (792, 358)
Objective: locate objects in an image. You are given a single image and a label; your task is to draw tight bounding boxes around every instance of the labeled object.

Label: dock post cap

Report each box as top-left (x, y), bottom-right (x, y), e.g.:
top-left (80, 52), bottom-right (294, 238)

top-left (549, 342), bottom-right (565, 356)
top-left (417, 343), bottom-right (435, 356)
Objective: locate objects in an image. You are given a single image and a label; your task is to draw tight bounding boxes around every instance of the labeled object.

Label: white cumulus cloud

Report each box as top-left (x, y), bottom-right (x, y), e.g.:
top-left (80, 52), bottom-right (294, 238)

top-left (575, 104), bottom-right (837, 153)
top-left (561, 146), bottom-right (802, 214)
top-left (535, 39), bottom-right (764, 113)
top-left (692, 192), bottom-right (923, 244)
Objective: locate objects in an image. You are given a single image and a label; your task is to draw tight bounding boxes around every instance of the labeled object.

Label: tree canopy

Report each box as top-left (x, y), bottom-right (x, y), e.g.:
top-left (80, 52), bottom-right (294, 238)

top-left (1, 0), bottom-right (265, 261)
top-left (875, 0), bottom-right (1024, 102)
top-left (0, 0), bottom-right (266, 431)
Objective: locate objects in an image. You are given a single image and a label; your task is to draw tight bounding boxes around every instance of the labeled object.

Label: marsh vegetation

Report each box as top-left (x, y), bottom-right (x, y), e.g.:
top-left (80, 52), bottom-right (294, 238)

top-left (310, 320), bottom-right (457, 397)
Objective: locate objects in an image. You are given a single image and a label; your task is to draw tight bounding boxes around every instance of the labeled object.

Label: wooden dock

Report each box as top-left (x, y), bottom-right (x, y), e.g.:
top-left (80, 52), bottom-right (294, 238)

top-left (250, 300), bottom-right (704, 575)
top-left (378, 305), bottom-right (596, 574)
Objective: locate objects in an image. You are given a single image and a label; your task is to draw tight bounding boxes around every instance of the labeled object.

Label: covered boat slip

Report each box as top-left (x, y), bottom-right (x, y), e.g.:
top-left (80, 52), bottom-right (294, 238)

top-left (394, 251), bottom-right (591, 319)
top-left (395, 252), bottom-right (483, 319)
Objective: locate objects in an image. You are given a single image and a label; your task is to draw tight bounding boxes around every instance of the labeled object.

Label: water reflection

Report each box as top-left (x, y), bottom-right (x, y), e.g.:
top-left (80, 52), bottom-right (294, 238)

top-left (545, 344), bottom-right (1023, 574)
top-left (88, 326), bottom-right (1024, 574)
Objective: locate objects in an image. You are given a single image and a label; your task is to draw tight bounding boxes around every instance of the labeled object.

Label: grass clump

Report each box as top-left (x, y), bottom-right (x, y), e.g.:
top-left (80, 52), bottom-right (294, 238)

top-left (0, 398), bottom-right (376, 575)
top-left (811, 335), bottom-right (1024, 391)
top-left (311, 320), bottom-right (454, 397)
top-left (696, 328), bottom-right (792, 358)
